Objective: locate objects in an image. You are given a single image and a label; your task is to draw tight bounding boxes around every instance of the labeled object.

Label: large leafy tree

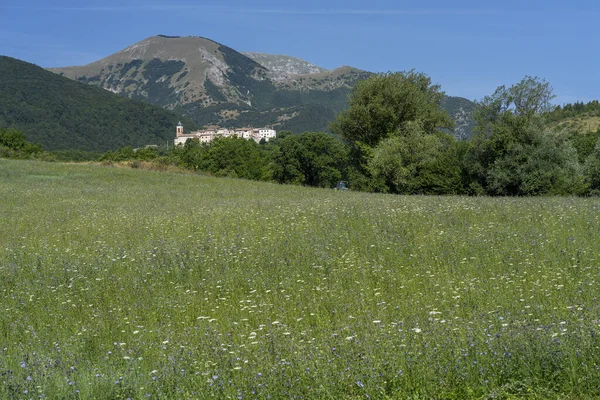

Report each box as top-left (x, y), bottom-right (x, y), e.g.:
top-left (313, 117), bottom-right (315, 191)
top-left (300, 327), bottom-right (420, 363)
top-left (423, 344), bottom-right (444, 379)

top-left (330, 70), bottom-right (454, 147)
top-left (464, 77), bottom-right (585, 195)
top-left (473, 76), bottom-right (555, 140)
top-left (330, 70), bottom-right (455, 192)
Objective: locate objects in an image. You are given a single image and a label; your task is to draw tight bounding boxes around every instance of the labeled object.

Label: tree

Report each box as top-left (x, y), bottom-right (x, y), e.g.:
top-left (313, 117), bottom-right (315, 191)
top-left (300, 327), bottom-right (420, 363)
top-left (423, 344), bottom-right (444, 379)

top-left (272, 135), bottom-right (304, 185)
top-left (330, 70), bottom-right (454, 147)
top-left (474, 76), bottom-right (555, 138)
top-left (0, 127), bottom-right (43, 158)
top-left (272, 132), bottom-right (348, 187)
top-left (484, 130), bottom-right (584, 196)
top-left (583, 138), bottom-right (600, 194)
top-left (204, 137), bottom-right (271, 181)
top-left (368, 122), bottom-right (463, 194)
top-left (464, 76), bottom-right (584, 195)
top-left (329, 70), bottom-right (454, 193)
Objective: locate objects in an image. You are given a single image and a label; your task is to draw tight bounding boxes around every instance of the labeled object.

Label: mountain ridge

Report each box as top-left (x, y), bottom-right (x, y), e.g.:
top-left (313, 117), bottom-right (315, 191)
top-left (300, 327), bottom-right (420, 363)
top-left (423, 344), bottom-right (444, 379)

top-left (242, 52), bottom-right (329, 75)
top-left (49, 35), bottom-right (477, 137)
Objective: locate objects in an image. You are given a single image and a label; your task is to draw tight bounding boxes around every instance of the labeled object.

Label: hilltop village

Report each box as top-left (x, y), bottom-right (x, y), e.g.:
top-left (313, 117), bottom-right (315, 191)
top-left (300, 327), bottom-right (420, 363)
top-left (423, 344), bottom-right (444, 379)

top-left (174, 122), bottom-right (276, 145)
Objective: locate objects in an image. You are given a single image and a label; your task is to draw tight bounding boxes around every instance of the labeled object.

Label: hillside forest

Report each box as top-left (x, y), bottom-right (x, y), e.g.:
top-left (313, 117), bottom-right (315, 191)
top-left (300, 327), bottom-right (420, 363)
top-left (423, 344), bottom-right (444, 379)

top-left (4, 71), bottom-right (600, 196)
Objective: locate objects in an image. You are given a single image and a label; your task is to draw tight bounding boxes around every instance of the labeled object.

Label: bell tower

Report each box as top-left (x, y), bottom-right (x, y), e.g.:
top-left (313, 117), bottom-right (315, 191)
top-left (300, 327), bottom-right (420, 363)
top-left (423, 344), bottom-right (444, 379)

top-left (176, 121), bottom-right (184, 137)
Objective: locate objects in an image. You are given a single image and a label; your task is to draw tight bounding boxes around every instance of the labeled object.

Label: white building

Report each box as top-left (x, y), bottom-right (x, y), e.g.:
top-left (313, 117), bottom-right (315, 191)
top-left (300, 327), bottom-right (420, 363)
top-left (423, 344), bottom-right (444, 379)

top-left (174, 123), bottom-right (276, 145)
top-left (252, 128), bottom-right (277, 142)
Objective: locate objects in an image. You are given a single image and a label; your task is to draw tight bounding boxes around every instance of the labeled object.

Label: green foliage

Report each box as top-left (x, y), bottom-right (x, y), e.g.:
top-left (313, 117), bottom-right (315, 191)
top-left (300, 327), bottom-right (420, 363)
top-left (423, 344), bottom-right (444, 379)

top-left (0, 127), bottom-right (43, 158)
top-left (329, 70), bottom-right (456, 194)
top-left (0, 56), bottom-right (197, 152)
top-left (474, 76), bottom-right (554, 137)
top-left (583, 139), bottom-right (600, 194)
top-left (99, 146), bottom-right (136, 162)
top-left (369, 123), bottom-right (463, 194)
top-left (484, 130), bottom-right (585, 196)
top-left (330, 70), bottom-right (455, 147)
top-left (202, 137), bottom-right (271, 180)
top-left (546, 100), bottom-right (600, 123)
top-left (567, 130), bottom-right (600, 163)
top-left (272, 132), bottom-right (348, 187)
top-left (464, 77), bottom-right (584, 196)
top-left (172, 138), bottom-right (208, 170)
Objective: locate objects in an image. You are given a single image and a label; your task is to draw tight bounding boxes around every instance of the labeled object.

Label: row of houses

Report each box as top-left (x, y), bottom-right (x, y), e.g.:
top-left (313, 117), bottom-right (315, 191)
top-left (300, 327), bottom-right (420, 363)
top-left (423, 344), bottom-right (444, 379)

top-left (174, 122), bottom-right (276, 145)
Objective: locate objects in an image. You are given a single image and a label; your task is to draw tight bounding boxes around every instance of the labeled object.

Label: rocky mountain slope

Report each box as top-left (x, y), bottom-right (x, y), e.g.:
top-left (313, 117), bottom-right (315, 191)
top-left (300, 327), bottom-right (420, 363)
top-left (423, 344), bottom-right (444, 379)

top-left (50, 35), bottom-right (476, 137)
top-left (242, 52), bottom-right (328, 75)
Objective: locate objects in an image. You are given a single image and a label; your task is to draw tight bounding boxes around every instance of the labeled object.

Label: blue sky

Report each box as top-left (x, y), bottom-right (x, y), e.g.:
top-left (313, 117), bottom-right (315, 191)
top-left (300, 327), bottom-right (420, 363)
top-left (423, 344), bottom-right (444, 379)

top-left (1, 0), bottom-right (598, 103)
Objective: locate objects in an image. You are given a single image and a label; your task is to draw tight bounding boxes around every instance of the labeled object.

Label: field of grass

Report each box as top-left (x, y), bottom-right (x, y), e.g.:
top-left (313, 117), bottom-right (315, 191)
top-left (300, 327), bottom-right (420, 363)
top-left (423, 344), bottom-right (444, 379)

top-left (2, 159), bottom-right (600, 399)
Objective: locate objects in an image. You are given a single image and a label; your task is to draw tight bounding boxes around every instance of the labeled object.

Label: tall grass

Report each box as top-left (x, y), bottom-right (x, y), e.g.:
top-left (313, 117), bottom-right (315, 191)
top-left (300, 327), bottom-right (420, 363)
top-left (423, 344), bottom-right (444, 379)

top-left (1, 159), bottom-right (600, 399)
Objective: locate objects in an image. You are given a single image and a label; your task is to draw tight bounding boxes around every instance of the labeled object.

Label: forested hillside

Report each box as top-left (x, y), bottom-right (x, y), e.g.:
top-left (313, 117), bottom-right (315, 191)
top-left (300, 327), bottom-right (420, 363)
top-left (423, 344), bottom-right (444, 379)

top-left (0, 56), bottom-right (197, 151)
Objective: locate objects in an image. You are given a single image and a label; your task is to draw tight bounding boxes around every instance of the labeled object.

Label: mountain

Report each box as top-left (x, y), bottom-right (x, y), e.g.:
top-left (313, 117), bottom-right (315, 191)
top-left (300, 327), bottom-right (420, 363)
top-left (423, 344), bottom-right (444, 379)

top-left (0, 56), bottom-right (197, 152)
top-left (49, 35), bottom-right (477, 137)
top-left (440, 96), bottom-right (478, 140)
top-left (242, 52), bottom-right (328, 75)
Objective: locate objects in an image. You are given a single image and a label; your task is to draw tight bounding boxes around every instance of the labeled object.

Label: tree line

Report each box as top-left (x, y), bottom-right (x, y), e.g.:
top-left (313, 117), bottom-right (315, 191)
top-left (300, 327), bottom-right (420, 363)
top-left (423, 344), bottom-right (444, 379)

top-left (4, 71), bottom-right (600, 196)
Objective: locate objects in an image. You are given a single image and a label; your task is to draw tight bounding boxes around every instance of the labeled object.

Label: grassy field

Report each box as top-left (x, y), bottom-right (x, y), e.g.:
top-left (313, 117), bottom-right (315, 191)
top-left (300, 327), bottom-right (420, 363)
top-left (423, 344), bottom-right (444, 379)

top-left (1, 159), bottom-right (600, 399)
top-left (552, 115), bottom-right (600, 134)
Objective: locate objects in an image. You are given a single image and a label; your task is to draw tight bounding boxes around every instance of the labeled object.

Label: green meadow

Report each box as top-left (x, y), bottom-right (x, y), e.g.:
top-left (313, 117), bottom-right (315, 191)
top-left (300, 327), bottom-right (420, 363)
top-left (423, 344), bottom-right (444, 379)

top-left (1, 159), bottom-right (600, 399)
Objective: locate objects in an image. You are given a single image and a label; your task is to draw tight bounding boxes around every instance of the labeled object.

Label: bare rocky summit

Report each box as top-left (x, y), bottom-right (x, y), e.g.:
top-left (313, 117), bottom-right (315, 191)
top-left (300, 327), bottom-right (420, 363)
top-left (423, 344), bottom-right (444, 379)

top-left (242, 52), bottom-right (328, 75)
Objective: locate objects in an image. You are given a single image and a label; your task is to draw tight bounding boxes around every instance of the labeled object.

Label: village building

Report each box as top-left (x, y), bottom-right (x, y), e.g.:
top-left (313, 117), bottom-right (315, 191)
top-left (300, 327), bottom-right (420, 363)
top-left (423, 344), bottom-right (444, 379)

top-left (174, 122), bottom-right (276, 145)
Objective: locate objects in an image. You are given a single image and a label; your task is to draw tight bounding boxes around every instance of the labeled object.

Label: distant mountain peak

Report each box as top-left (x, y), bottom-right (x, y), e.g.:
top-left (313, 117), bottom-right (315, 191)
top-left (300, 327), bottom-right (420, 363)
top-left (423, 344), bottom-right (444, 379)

top-left (242, 52), bottom-right (328, 75)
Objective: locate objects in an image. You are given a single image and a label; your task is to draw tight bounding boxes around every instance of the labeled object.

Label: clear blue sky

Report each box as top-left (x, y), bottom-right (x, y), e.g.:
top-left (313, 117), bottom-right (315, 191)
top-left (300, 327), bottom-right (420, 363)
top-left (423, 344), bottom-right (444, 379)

top-left (1, 0), bottom-right (598, 103)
